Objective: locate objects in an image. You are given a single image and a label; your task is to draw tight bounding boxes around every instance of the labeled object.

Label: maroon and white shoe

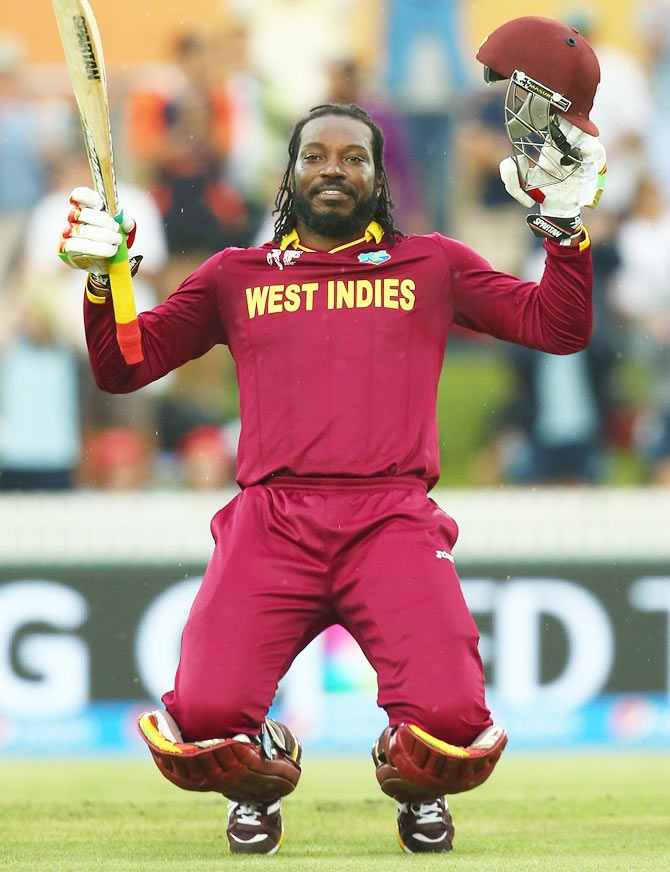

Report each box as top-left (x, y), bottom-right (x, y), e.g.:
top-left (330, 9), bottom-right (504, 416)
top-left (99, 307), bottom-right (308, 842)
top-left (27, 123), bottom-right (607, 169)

top-left (396, 797), bottom-right (455, 853)
top-left (226, 799), bottom-right (284, 854)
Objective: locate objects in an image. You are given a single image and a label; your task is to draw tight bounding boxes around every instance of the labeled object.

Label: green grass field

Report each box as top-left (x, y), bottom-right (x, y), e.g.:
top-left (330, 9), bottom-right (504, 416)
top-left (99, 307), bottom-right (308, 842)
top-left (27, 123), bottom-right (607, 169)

top-left (2, 754), bottom-right (669, 871)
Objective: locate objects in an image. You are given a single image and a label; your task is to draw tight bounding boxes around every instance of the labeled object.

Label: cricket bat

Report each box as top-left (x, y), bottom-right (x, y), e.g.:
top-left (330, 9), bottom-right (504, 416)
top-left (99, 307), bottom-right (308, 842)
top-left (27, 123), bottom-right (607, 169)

top-left (52, 0), bottom-right (143, 364)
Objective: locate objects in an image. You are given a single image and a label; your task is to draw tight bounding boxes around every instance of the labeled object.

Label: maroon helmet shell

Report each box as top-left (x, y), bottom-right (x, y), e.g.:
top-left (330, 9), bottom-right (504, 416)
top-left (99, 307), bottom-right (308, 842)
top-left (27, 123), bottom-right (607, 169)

top-left (476, 16), bottom-right (600, 135)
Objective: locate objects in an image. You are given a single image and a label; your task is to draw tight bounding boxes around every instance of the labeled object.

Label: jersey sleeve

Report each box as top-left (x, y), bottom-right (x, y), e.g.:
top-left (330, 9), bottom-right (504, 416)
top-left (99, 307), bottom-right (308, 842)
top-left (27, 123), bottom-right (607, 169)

top-left (84, 250), bottom-right (228, 393)
top-left (438, 235), bottom-right (593, 354)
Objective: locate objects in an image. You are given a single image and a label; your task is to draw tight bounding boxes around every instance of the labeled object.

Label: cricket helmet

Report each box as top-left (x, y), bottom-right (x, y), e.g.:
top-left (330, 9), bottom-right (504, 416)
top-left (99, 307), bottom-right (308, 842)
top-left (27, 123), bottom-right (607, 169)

top-left (476, 16), bottom-right (601, 187)
top-left (477, 16), bottom-right (600, 135)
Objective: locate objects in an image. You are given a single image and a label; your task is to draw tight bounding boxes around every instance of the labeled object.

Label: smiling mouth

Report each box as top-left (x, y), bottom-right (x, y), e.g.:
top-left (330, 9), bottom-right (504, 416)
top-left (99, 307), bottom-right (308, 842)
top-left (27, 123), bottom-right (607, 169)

top-left (313, 188), bottom-right (354, 199)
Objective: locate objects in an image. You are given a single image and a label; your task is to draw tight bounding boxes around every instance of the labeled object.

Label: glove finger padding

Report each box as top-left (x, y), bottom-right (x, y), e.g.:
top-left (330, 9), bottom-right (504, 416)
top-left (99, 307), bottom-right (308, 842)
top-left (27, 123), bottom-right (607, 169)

top-left (573, 133), bottom-right (607, 209)
top-left (59, 185), bottom-right (137, 274)
top-left (67, 222), bottom-right (123, 246)
top-left (503, 154), bottom-right (585, 219)
top-left (137, 710), bottom-right (302, 803)
top-left (59, 239), bottom-right (119, 274)
top-left (500, 156), bottom-right (537, 208)
top-left (70, 185), bottom-right (104, 211)
top-left (373, 723), bottom-right (507, 802)
top-left (70, 186), bottom-right (136, 235)
top-left (72, 206), bottom-right (123, 232)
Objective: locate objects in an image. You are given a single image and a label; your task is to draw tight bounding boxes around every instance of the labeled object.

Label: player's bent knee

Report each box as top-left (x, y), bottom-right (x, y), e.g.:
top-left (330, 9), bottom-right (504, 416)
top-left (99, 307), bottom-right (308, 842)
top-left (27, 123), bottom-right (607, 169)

top-left (168, 691), bottom-right (264, 741)
top-left (372, 722), bottom-right (507, 801)
top-left (138, 709), bottom-right (302, 802)
top-left (408, 704), bottom-right (484, 747)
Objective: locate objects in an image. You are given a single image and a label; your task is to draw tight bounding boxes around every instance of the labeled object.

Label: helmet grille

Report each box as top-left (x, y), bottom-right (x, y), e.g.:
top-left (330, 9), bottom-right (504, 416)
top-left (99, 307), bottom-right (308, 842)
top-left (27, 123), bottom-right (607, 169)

top-left (504, 71), bottom-right (583, 189)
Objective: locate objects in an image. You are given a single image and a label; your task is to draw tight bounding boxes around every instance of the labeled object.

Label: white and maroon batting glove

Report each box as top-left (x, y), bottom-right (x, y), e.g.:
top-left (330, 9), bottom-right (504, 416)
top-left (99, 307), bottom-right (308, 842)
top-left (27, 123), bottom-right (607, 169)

top-left (500, 121), bottom-right (606, 244)
top-left (58, 186), bottom-right (137, 279)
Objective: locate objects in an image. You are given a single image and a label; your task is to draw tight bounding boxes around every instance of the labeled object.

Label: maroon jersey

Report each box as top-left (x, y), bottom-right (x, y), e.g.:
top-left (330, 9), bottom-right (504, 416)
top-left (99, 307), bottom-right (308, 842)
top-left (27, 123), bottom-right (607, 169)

top-left (84, 227), bottom-right (592, 489)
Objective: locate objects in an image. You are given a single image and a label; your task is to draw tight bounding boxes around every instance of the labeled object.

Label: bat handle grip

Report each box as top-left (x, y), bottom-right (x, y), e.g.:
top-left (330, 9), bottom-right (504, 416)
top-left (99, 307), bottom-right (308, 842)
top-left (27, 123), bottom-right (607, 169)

top-left (115, 313), bottom-right (143, 365)
top-left (108, 214), bottom-right (143, 364)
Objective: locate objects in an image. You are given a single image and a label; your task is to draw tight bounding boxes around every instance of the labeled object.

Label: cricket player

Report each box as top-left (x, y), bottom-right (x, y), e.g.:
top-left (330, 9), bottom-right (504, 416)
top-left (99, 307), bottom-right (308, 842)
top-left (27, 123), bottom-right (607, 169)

top-left (57, 18), bottom-right (606, 855)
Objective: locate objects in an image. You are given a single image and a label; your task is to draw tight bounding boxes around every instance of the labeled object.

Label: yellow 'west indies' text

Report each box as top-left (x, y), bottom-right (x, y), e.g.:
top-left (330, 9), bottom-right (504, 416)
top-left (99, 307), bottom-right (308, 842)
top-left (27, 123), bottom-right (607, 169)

top-left (245, 278), bottom-right (416, 319)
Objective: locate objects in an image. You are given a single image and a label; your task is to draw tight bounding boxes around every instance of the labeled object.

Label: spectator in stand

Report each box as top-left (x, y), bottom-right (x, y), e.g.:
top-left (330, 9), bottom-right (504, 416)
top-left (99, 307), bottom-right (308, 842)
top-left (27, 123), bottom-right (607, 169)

top-left (0, 283), bottom-right (80, 491)
top-left (383, 0), bottom-right (472, 234)
top-left (0, 33), bottom-right (48, 294)
top-left (636, 0), bottom-right (670, 200)
top-left (565, 10), bottom-right (653, 222)
top-left (80, 427), bottom-right (154, 490)
top-left (239, 0), bottom-right (369, 125)
top-left (209, 18), bottom-right (278, 225)
top-left (128, 31), bottom-right (255, 259)
top-left (610, 176), bottom-right (670, 485)
top-left (477, 238), bottom-right (620, 486)
top-left (177, 424), bottom-right (236, 490)
top-left (484, 341), bottom-right (615, 485)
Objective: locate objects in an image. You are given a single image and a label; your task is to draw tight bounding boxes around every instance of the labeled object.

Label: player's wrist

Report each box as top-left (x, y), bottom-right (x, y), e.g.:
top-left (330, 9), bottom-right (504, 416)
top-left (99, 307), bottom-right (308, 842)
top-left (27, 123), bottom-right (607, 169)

top-left (86, 254), bottom-right (143, 296)
top-left (86, 274), bottom-right (112, 302)
top-left (526, 212), bottom-right (583, 244)
top-left (559, 225), bottom-right (587, 247)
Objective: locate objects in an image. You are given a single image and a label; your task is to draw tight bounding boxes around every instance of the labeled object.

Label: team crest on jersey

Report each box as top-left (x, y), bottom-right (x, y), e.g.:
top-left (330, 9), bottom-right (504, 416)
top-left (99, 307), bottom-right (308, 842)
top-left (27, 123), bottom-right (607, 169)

top-left (267, 249), bottom-right (302, 270)
top-left (358, 250), bottom-right (390, 265)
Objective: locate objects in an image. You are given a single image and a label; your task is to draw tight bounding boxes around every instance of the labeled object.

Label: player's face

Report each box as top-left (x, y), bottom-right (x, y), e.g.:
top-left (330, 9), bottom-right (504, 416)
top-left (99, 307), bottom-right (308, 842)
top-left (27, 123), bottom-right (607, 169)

top-left (292, 115), bottom-right (381, 240)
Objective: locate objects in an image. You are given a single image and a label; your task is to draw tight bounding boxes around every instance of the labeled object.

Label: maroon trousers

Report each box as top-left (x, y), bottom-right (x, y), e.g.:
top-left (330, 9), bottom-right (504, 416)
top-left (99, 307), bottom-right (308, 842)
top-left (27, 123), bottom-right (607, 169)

top-left (163, 477), bottom-right (492, 745)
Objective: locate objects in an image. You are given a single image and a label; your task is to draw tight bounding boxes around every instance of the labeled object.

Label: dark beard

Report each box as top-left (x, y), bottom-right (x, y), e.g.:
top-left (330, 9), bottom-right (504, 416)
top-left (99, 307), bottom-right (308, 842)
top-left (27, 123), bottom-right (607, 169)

top-left (292, 188), bottom-right (379, 240)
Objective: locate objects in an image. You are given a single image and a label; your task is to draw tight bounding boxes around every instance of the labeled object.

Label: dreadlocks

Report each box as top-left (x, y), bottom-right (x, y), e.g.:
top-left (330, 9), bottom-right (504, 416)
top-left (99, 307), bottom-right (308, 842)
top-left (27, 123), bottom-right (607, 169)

top-left (272, 103), bottom-right (403, 245)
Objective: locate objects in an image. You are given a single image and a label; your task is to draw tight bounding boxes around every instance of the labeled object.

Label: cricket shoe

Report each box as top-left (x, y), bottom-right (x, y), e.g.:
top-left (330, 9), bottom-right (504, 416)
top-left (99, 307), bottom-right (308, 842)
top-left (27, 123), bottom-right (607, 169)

top-left (396, 797), bottom-right (455, 853)
top-left (226, 799), bottom-right (284, 854)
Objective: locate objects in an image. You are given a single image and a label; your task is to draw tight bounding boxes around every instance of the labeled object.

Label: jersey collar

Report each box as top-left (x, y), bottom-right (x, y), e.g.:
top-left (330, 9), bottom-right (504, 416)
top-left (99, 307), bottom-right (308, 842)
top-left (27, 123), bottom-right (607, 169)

top-left (279, 220), bottom-right (384, 253)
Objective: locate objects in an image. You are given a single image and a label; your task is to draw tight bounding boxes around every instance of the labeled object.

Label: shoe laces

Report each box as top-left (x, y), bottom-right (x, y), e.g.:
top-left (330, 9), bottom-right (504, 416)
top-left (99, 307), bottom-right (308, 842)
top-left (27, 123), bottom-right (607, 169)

top-left (407, 799), bottom-right (444, 825)
top-left (228, 799), bottom-right (280, 826)
top-left (228, 801), bottom-right (264, 826)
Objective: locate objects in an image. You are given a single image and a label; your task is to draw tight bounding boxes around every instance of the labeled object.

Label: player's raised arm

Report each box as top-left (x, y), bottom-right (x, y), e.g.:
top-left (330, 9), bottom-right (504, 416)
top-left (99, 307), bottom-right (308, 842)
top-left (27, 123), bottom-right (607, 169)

top-left (447, 234), bottom-right (594, 354)
top-left (59, 186), bottom-right (226, 392)
top-left (449, 16), bottom-right (607, 352)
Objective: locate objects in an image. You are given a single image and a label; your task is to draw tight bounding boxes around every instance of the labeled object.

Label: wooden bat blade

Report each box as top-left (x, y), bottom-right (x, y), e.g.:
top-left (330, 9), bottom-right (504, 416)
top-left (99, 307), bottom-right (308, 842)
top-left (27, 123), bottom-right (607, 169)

top-left (52, 0), bottom-right (118, 215)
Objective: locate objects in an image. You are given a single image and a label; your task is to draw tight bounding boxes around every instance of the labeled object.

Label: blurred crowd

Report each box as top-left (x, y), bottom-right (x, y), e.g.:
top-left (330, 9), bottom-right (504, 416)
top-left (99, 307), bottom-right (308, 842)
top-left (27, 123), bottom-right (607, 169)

top-left (1, 0), bottom-right (669, 492)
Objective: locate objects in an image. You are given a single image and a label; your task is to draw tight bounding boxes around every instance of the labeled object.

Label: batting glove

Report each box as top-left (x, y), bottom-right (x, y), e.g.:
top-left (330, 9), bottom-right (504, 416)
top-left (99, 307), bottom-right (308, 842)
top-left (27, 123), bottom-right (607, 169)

top-left (500, 119), bottom-right (607, 244)
top-left (58, 186), bottom-right (138, 282)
